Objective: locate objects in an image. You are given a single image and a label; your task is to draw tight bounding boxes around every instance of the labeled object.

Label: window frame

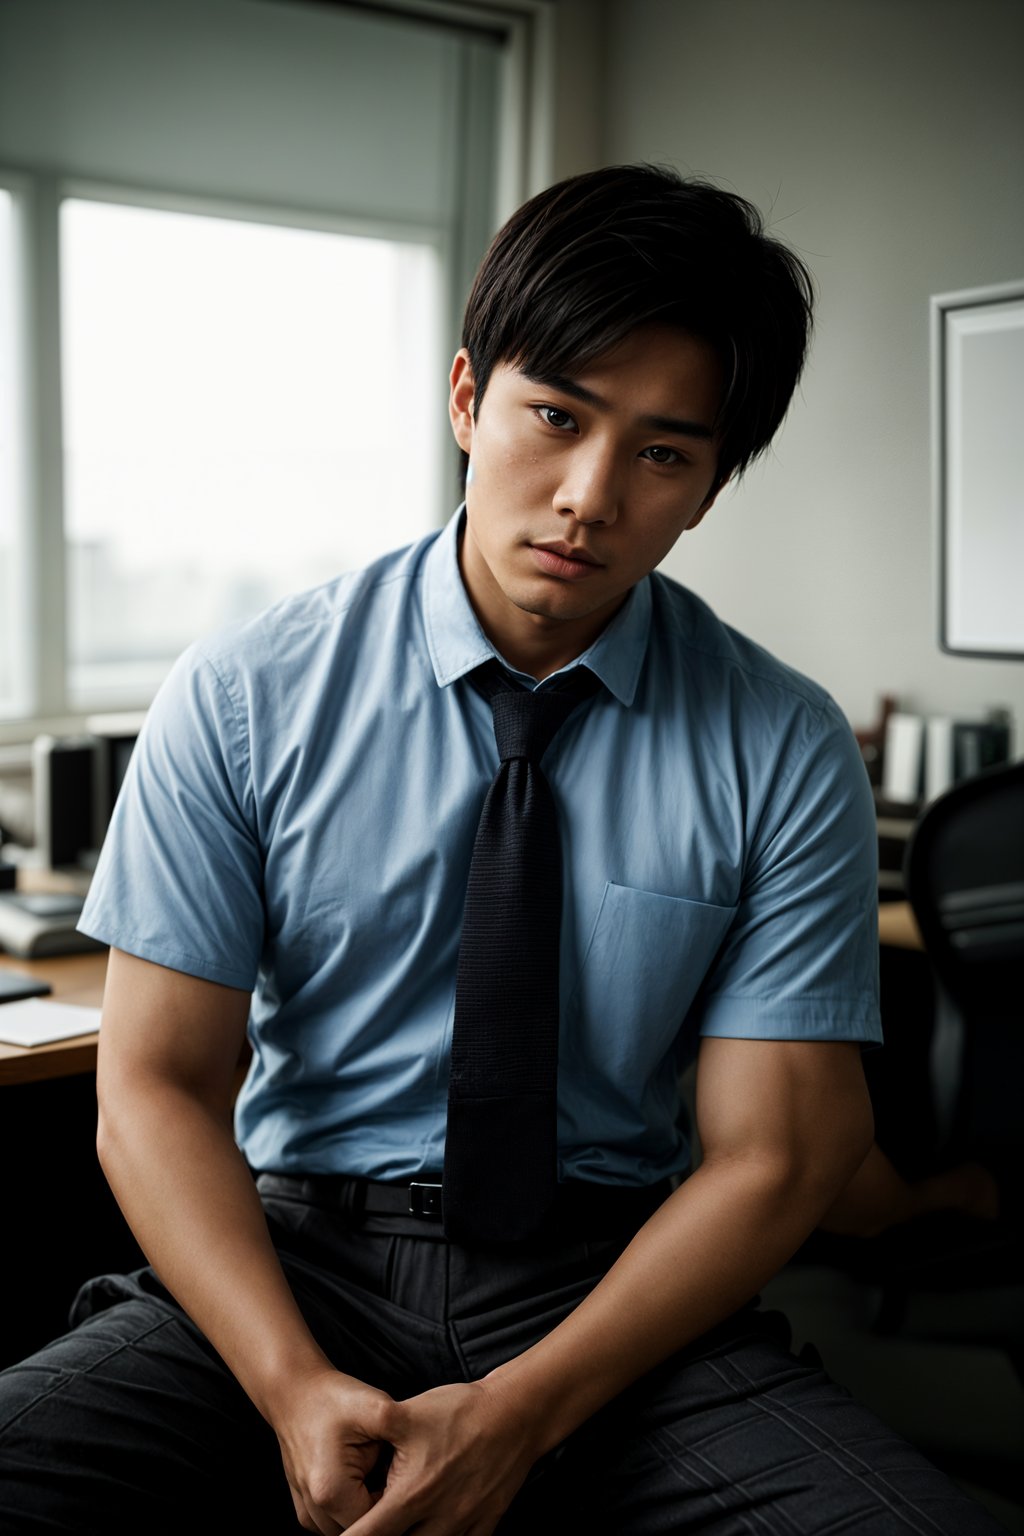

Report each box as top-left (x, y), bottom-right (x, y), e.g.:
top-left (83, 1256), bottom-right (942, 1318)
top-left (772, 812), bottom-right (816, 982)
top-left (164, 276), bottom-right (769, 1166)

top-left (0, 170), bottom-right (33, 723)
top-left (0, 0), bottom-right (556, 745)
top-left (0, 175), bottom-right (455, 742)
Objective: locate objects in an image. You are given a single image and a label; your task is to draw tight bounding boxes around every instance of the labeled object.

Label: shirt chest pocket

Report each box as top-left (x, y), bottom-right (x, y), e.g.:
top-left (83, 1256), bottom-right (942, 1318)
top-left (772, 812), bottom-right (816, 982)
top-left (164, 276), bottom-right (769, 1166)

top-left (565, 882), bottom-right (737, 1073)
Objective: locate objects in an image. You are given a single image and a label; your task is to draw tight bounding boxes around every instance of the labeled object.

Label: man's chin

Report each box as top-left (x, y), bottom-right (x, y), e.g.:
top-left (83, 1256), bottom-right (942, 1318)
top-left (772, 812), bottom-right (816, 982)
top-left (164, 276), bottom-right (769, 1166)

top-left (507, 579), bottom-right (623, 628)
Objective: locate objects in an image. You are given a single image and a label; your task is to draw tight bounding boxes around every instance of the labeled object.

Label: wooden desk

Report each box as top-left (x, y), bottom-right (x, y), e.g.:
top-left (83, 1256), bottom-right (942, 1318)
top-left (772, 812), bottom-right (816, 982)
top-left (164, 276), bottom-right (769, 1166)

top-left (877, 901), bottom-right (923, 951)
top-left (0, 949), bottom-right (105, 1086)
top-left (0, 946), bottom-right (134, 1367)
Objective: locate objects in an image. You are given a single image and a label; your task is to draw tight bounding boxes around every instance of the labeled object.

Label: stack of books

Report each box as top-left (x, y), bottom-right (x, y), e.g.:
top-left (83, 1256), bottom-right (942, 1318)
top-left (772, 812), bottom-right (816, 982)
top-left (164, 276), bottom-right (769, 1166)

top-left (881, 711), bottom-right (1013, 807)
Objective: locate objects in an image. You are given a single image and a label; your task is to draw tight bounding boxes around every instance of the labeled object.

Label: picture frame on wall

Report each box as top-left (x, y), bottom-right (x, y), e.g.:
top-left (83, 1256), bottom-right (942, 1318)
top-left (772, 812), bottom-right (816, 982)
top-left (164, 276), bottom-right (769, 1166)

top-left (931, 278), bottom-right (1024, 660)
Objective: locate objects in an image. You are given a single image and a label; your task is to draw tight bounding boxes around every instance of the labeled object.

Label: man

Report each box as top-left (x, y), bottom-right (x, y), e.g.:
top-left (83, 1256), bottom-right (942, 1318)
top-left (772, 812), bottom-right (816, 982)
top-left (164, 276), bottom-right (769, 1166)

top-left (0, 164), bottom-right (1002, 1534)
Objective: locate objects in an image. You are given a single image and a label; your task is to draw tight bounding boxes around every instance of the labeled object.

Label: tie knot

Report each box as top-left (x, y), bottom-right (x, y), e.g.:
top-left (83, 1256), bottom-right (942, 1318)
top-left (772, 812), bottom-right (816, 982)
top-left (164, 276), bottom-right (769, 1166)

top-left (471, 661), bottom-right (602, 763)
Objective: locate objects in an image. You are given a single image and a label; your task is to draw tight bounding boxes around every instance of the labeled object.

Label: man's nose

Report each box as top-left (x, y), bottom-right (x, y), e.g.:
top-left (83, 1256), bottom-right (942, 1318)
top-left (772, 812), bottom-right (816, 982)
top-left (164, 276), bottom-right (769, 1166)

top-left (553, 440), bottom-right (623, 525)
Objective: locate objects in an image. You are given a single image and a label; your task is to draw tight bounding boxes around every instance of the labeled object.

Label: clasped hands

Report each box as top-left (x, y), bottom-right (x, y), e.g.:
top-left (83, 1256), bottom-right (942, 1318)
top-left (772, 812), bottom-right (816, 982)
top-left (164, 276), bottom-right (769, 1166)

top-left (275, 1366), bottom-right (544, 1536)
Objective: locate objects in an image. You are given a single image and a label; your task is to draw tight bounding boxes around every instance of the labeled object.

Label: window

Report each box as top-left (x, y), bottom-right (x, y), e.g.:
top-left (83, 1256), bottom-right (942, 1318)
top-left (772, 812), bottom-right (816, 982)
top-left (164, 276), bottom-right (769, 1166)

top-left (0, 0), bottom-right (533, 736)
top-left (60, 197), bottom-right (442, 707)
top-left (0, 188), bottom-right (20, 715)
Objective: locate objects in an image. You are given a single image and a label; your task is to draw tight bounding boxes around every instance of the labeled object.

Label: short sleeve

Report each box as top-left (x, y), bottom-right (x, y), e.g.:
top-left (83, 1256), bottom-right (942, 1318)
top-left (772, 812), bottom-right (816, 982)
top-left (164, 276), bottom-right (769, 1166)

top-left (697, 698), bottom-right (881, 1043)
top-left (78, 642), bottom-right (265, 991)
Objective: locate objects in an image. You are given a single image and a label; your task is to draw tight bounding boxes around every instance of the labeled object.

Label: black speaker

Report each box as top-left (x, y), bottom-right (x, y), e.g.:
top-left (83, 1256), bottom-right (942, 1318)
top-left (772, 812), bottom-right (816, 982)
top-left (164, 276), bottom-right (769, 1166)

top-left (31, 734), bottom-right (100, 870)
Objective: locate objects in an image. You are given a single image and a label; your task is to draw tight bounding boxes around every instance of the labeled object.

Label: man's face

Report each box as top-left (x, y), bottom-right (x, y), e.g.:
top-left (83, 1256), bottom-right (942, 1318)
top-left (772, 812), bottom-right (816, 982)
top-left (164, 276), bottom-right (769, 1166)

top-left (449, 325), bottom-right (726, 674)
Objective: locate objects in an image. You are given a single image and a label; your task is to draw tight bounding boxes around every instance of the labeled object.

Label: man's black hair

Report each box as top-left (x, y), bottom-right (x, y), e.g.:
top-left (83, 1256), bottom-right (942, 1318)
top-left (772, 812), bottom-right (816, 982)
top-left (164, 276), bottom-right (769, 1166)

top-left (461, 163), bottom-right (814, 492)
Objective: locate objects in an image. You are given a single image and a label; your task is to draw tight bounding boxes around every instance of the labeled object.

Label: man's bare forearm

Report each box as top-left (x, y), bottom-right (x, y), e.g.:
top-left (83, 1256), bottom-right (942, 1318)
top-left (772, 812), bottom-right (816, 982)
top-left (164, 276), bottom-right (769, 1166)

top-left (94, 949), bottom-right (358, 1428)
top-left (97, 1077), bottom-right (337, 1419)
top-left (98, 1072), bottom-right (403, 1529)
top-left (470, 1037), bottom-right (874, 1458)
top-left (479, 1149), bottom-right (857, 1456)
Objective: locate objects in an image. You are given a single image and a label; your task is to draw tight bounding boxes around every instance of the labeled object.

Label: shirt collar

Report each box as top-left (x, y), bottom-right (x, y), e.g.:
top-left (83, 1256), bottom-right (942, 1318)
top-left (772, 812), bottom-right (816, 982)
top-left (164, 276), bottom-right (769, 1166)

top-left (423, 507), bottom-right (651, 707)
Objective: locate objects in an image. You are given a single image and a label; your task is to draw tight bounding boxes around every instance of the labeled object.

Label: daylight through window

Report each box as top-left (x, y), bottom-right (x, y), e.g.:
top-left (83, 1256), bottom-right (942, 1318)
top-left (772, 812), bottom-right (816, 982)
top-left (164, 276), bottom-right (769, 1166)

top-left (60, 199), bottom-right (443, 707)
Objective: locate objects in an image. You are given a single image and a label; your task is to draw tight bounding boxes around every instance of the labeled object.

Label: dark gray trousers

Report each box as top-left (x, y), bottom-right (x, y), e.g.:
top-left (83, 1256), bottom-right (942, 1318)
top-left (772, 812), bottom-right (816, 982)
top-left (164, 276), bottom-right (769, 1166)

top-left (0, 1177), bottom-right (1006, 1534)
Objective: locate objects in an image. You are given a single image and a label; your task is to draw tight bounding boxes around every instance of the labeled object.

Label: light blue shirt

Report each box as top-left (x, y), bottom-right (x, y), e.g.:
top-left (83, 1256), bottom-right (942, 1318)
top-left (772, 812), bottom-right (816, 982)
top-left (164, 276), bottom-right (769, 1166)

top-left (80, 507), bottom-right (881, 1186)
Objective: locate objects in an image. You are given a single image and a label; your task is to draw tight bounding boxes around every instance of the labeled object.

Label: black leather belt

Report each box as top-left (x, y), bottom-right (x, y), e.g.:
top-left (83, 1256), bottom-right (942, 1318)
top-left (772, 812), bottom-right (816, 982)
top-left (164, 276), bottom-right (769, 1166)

top-left (256, 1171), bottom-right (671, 1240)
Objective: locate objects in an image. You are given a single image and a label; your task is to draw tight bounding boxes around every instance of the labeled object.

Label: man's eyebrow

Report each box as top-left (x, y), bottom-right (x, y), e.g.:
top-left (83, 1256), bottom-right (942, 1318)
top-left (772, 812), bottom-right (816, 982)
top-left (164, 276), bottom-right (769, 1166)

top-left (642, 412), bottom-right (714, 441)
top-left (522, 370), bottom-right (715, 440)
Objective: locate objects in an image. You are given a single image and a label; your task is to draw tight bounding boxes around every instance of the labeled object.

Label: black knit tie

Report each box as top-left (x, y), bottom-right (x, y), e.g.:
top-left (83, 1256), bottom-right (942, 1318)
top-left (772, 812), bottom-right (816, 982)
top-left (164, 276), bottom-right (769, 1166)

top-left (443, 659), bottom-right (603, 1244)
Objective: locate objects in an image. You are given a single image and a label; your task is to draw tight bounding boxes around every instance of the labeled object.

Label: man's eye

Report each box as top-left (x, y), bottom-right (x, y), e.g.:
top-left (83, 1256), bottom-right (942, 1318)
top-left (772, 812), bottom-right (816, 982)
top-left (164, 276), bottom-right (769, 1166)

top-left (538, 406), bottom-right (577, 431)
top-left (642, 445), bottom-right (682, 465)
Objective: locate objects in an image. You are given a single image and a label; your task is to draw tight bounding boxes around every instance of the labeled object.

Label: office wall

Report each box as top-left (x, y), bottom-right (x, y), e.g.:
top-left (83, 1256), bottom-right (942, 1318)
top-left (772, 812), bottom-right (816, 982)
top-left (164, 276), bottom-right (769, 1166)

top-left (601, 0), bottom-right (1024, 751)
top-left (550, 0), bottom-right (608, 182)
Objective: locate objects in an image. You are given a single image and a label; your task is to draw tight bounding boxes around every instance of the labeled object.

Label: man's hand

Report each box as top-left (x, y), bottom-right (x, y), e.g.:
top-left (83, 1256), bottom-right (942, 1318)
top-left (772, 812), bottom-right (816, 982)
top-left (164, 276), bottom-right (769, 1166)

top-left (276, 1367), bottom-right (541, 1536)
top-left (273, 1367), bottom-right (394, 1532)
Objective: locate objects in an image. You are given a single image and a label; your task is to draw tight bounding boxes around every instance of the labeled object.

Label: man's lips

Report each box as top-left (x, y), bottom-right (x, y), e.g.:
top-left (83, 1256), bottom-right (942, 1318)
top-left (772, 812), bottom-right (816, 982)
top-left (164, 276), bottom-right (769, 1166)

top-left (529, 541), bottom-right (604, 579)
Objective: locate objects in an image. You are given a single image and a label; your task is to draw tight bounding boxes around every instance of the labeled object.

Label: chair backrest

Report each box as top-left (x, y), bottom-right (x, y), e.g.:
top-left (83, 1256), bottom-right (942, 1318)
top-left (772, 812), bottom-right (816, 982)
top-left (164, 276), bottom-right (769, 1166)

top-left (904, 758), bottom-right (1024, 1015)
top-left (903, 758), bottom-right (1024, 1174)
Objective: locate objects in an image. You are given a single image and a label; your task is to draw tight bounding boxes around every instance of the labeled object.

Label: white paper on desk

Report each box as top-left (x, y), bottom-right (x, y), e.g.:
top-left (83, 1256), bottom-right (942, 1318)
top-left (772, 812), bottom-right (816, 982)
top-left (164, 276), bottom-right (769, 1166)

top-left (0, 999), bottom-right (101, 1047)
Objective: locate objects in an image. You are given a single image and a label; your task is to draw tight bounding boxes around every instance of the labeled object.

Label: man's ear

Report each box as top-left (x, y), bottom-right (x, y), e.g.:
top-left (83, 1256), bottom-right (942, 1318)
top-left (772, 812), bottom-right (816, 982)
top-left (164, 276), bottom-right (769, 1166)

top-left (449, 348), bottom-right (476, 455)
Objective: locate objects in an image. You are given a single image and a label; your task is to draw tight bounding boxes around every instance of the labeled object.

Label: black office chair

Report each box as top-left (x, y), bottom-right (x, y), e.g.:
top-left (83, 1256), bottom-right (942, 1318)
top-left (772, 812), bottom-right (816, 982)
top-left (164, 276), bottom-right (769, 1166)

top-left (779, 764), bottom-right (1024, 1513)
top-left (791, 760), bottom-right (1024, 1350)
top-left (851, 760), bottom-right (1024, 1355)
top-left (903, 758), bottom-right (1024, 1194)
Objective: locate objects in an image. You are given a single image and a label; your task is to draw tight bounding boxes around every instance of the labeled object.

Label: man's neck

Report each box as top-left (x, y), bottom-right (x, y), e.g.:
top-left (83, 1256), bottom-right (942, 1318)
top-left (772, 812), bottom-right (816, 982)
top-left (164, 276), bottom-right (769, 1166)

top-left (467, 594), bottom-right (616, 682)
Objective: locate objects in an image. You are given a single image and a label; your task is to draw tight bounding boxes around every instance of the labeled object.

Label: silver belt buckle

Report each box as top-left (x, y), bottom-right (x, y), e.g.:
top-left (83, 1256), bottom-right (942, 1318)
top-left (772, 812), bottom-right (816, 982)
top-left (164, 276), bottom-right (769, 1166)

top-left (408, 1182), bottom-right (443, 1218)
